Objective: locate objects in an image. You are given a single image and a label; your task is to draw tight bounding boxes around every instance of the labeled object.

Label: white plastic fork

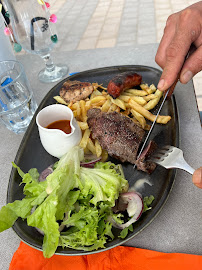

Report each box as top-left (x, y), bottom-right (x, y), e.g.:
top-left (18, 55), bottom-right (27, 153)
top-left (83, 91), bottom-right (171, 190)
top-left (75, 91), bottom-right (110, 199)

top-left (150, 145), bottom-right (195, 174)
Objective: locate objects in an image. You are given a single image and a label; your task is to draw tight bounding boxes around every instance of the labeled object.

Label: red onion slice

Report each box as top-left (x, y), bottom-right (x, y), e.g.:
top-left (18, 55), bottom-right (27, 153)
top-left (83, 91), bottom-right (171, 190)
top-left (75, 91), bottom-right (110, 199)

top-left (111, 192), bottom-right (144, 229)
top-left (80, 157), bottom-right (102, 168)
top-left (38, 166), bottom-right (53, 182)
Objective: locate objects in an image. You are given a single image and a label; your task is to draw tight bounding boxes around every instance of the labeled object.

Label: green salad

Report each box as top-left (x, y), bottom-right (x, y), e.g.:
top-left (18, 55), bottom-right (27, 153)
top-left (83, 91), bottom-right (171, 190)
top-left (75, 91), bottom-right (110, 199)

top-left (0, 146), bottom-right (154, 258)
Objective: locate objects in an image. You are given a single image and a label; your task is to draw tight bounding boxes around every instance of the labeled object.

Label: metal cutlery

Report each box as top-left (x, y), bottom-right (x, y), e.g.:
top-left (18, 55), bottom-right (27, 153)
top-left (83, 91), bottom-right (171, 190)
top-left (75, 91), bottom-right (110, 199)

top-left (149, 145), bottom-right (195, 174)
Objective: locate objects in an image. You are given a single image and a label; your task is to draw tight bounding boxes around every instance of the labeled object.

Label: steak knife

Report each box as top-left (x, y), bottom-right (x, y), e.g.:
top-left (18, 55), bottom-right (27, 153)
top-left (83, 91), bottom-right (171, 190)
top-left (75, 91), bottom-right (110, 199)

top-left (134, 45), bottom-right (195, 169)
top-left (133, 84), bottom-right (173, 169)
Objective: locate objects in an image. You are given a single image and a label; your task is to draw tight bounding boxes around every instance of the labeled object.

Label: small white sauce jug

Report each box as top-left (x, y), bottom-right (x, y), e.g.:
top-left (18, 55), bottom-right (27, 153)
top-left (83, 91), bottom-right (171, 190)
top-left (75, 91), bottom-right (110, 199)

top-left (36, 104), bottom-right (82, 158)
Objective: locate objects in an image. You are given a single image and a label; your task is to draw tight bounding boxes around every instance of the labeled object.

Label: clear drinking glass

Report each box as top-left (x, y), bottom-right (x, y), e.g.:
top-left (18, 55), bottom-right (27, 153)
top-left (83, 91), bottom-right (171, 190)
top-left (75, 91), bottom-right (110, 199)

top-left (5, 0), bottom-right (68, 83)
top-left (0, 60), bottom-right (38, 134)
top-left (0, 13), bottom-right (16, 61)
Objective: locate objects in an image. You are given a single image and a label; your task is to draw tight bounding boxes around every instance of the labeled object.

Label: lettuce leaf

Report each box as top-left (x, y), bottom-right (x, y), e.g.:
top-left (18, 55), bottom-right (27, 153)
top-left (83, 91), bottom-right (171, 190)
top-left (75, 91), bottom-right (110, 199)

top-left (0, 197), bottom-right (37, 232)
top-left (119, 224), bottom-right (133, 239)
top-left (59, 204), bottom-right (113, 251)
top-left (27, 194), bottom-right (59, 258)
top-left (143, 195), bottom-right (155, 212)
top-left (0, 146), bottom-right (131, 257)
top-left (80, 162), bottom-right (128, 206)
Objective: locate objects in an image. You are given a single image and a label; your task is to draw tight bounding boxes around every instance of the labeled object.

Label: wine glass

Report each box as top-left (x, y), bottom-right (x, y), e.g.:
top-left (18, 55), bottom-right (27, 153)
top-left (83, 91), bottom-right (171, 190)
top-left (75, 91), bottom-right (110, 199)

top-left (5, 0), bottom-right (68, 83)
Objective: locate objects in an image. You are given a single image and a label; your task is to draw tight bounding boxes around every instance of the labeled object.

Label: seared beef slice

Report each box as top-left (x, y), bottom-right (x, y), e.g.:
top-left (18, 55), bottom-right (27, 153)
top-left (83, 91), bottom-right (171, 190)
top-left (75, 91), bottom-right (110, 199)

top-left (135, 140), bottom-right (157, 174)
top-left (87, 108), bottom-right (145, 164)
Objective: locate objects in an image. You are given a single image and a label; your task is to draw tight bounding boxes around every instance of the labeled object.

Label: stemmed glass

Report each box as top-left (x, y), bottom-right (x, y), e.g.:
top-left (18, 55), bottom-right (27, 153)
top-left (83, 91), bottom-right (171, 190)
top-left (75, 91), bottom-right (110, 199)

top-left (5, 0), bottom-right (68, 83)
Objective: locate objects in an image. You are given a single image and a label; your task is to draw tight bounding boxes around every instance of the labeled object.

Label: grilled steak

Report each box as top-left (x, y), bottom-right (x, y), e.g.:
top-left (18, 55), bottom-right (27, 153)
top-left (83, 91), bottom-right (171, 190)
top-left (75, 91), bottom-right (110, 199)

top-left (60, 80), bottom-right (93, 103)
top-left (87, 108), bottom-right (145, 164)
top-left (135, 141), bottom-right (157, 174)
top-left (107, 72), bottom-right (142, 98)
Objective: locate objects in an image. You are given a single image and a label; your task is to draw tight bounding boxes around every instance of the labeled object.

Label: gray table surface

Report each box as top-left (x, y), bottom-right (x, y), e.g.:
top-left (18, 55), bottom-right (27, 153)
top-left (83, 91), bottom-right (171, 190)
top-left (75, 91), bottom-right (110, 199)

top-left (0, 44), bottom-right (202, 269)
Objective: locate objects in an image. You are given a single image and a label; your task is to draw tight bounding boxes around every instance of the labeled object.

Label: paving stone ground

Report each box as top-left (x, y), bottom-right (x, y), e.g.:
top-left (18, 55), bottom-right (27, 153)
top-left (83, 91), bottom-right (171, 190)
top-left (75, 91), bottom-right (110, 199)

top-left (49, 0), bottom-right (202, 111)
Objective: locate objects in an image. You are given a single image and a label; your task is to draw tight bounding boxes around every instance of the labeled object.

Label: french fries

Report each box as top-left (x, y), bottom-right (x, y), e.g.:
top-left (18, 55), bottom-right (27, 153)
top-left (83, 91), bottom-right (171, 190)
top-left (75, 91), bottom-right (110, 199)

top-left (80, 100), bottom-right (87, 122)
top-left (77, 121), bottom-right (89, 130)
top-left (129, 98), bottom-right (171, 124)
top-left (143, 97), bottom-right (160, 110)
top-left (143, 94), bottom-right (157, 101)
top-left (101, 99), bottom-right (111, 112)
top-left (143, 89), bottom-right (163, 110)
top-left (53, 96), bottom-right (68, 105)
top-left (131, 109), bottom-right (146, 129)
top-left (87, 138), bottom-right (97, 155)
top-left (55, 82), bottom-right (171, 157)
top-left (124, 89), bottom-right (148, 96)
top-left (95, 139), bottom-right (102, 157)
top-left (79, 128), bottom-right (91, 149)
top-left (130, 96), bottom-right (147, 106)
top-left (90, 95), bottom-right (106, 103)
top-left (110, 96), bottom-right (126, 110)
top-left (140, 83), bottom-right (156, 94)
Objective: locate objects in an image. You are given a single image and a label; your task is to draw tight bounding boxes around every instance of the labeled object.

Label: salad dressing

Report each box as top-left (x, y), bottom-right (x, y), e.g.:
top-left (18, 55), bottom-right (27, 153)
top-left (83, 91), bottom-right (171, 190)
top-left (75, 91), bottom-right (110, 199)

top-left (46, 120), bottom-right (71, 134)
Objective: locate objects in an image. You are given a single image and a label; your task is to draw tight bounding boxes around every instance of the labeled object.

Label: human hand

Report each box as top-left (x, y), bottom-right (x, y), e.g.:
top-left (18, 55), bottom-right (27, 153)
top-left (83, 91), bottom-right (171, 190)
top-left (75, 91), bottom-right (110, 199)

top-left (155, 1), bottom-right (202, 91)
top-left (192, 167), bottom-right (202, 188)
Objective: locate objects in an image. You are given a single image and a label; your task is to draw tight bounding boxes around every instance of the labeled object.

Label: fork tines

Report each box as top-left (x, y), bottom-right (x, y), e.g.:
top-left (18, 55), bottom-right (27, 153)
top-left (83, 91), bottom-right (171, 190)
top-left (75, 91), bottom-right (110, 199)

top-left (150, 145), bottom-right (175, 162)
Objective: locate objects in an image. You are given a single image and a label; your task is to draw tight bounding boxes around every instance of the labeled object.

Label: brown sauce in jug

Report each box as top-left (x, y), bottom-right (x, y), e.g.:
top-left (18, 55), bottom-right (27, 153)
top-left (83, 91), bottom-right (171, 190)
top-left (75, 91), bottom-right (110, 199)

top-left (46, 120), bottom-right (71, 134)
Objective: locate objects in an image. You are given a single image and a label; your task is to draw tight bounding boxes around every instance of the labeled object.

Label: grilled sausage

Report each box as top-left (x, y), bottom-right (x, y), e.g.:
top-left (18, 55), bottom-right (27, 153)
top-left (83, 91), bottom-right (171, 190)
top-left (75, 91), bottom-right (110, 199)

top-left (107, 72), bottom-right (142, 98)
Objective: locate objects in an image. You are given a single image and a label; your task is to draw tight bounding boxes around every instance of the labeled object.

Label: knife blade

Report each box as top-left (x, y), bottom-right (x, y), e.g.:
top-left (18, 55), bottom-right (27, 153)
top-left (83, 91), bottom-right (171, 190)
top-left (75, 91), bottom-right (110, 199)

top-left (133, 76), bottom-right (179, 169)
top-left (133, 45), bottom-right (196, 170)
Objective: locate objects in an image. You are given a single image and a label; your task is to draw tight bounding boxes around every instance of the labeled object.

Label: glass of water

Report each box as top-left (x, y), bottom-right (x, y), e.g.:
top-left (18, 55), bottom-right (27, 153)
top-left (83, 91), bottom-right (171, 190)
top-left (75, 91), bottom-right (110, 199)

top-left (0, 60), bottom-right (38, 134)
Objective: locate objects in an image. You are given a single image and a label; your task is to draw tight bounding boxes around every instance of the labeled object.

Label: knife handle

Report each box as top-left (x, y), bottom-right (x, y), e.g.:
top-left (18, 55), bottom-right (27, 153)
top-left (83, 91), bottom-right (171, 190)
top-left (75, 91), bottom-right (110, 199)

top-left (163, 44), bottom-right (196, 99)
top-left (164, 75), bottom-right (180, 99)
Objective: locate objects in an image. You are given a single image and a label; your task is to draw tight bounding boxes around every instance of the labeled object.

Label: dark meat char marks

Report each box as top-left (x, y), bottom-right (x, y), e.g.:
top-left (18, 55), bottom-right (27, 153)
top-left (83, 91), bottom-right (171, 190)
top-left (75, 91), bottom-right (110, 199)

top-left (107, 71), bottom-right (142, 98)
top-left (87, 108), bottom-right (145, 164)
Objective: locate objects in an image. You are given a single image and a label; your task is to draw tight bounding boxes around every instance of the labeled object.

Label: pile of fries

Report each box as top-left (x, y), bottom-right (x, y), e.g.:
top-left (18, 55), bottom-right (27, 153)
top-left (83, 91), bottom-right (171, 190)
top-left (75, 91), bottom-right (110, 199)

top-left (54, 82), bottom-right (171, 159)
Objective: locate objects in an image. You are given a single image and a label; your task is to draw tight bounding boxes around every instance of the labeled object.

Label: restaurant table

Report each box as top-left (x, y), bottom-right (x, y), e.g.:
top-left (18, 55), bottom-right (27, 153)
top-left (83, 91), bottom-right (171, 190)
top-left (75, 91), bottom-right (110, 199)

top-left (0, 44), bottom-right (202, 270)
